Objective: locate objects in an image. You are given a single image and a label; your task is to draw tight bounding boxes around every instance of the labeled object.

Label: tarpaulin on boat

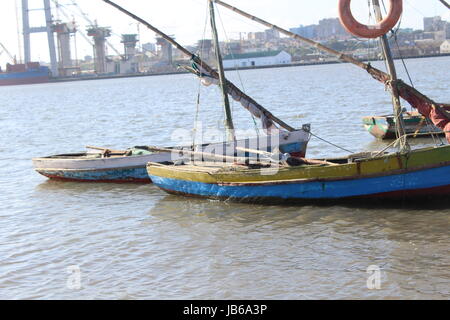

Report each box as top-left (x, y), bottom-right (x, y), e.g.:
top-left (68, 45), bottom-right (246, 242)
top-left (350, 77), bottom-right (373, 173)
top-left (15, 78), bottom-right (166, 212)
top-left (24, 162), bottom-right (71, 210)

top-left (397, 82), bottom-right (450, 143)
top-left (184, 62), bottom-right (279, 133)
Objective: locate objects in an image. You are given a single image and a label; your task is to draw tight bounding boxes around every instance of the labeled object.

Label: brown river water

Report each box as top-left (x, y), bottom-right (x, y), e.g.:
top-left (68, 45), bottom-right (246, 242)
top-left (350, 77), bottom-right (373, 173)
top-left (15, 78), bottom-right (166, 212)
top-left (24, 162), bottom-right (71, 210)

top-left (0, 56), bottom-right (449, 299)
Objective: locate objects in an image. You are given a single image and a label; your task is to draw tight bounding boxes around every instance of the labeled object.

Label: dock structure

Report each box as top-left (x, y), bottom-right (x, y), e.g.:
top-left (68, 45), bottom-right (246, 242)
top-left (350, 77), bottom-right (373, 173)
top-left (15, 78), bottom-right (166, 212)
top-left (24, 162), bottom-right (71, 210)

top-left (156, 37), bottom-right (173, 65)
top-left (121, 34), bottom-right (138, 60)
top-left (21, 0), bottom-right (59, 76)
top-left (86, 25), bottom-right (112, 74)
top-left (53, 22), bottom-right (77, 77)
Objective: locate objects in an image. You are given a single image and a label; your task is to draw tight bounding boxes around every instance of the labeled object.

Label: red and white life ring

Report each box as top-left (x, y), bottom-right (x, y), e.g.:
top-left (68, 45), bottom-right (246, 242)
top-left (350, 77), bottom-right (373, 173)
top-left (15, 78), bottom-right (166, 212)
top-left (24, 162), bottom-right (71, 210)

top-left (338, 0), bottom-right (403, 39)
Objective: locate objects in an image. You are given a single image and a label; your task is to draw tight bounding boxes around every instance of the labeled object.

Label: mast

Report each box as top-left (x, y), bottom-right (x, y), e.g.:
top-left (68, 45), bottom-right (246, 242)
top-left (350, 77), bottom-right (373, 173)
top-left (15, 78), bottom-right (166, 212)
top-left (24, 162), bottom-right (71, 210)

top-left (102, 0), bottom-right (295, 132)
top-left (372, 0), bottom-right (408, 150)
top-left (438, 0), bottom-right (450, 10)
top-left (208, 0), bottom-right (235, 141)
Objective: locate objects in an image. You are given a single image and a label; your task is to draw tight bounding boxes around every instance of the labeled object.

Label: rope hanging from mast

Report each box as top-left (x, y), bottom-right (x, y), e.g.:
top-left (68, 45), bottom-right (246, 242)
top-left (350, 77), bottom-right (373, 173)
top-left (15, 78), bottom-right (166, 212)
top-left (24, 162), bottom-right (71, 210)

top-left (208, 0), bottom-right (235, 141)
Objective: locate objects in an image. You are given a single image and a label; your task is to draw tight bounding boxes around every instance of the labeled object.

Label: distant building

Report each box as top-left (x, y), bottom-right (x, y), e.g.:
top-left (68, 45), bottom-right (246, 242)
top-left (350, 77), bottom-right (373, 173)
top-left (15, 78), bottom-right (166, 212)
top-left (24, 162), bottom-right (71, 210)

top-left (265, 29), bottom-right (280, 41)
top-left (243, 29), bottom-right (278, 43)
top-left (290, 25), bottom-right (317, 39)
top-left (414, 39), bottom-right (442, 55)
top-left (424, 16), bottom-right (446, 32)
top-left (435, 30), bottom-right (447, 42)
top-left (441, 40), bottom-right (450, 54)
top-left (423, 16), bottom-right (450, 40)
top-left (247, 32), bottom-right (266, 42)
top-left (290, 18), bottom-right (350, 41)
top-left (316, 18), bottom-right (349, 40)
top-left (197, 39), bottom-right (213, 59)
top-left (142, 42), bottom-right (156, 53)
top-left (222, 50), bottom-right (291, 68)
top-left (223, 41), bottom-right (242, 55)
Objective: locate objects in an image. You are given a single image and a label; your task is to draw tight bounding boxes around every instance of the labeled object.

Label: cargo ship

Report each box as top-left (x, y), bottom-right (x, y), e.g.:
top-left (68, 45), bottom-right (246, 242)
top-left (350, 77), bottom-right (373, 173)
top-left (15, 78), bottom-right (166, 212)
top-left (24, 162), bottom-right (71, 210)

top-left (0, 62), bottom-right (50, 86)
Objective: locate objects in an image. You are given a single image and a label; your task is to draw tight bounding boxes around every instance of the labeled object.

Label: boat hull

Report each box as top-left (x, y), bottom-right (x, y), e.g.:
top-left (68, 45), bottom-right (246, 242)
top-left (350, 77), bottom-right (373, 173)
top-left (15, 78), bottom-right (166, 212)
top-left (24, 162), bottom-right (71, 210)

top-left (147, 145), bottom-right (450, 203)
top-left (0, 67), bottom-right (50, 86)
top-left (363, 113), bottom-right (443, 139)
top-left (33, 129), bottom-right (310, 183)
top-left (36, 166), bottom-right (151, 183)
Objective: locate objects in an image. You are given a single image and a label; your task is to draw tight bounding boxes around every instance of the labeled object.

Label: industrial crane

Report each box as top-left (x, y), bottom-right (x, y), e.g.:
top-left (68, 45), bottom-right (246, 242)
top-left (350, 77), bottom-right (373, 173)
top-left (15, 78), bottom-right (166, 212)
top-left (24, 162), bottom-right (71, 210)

top-left (67, 0), bottom-right (125, 58)
top-left (50, 0), bottom-right (125, 59)
top-left (0, 42), bottom-right (16, 64)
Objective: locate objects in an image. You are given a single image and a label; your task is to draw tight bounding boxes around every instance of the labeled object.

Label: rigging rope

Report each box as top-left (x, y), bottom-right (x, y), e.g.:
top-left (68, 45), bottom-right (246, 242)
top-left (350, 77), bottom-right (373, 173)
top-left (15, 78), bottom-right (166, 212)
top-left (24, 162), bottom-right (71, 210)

top-left (192, 2), bottom-right (210, 149)
top-left (385, 6), bottom-right (445, 146)
top-left (215, 6), bottom-right (261, 136)
top-left (309, 132), bottom-right (355, 154)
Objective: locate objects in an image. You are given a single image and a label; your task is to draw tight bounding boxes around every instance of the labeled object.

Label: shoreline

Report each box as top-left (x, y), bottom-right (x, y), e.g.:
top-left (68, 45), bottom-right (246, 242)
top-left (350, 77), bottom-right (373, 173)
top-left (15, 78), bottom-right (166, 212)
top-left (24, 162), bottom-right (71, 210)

top-left (50, 53), bottom-right (450, 83)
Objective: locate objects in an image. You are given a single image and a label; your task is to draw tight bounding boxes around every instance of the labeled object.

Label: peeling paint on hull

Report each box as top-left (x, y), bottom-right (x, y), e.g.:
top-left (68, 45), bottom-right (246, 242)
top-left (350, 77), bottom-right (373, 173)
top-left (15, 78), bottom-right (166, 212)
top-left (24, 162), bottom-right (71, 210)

top-left (148, 145), bottom-right (450, 203)
top-left (37, 166), bottom-right (151, 183)
top-left (150, 165), bottom-right (450, 202)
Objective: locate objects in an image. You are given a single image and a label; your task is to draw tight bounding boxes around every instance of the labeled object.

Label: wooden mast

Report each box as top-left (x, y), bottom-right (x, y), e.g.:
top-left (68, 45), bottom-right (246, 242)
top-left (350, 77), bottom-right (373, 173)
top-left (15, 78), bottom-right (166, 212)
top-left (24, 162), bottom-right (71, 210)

top-left (102, 0), bottom-right (295, 132)
top-left (372, 0), bottom-right (408, 150)
top-left (208, 0), bottom-right (235, 141)
top-left (439, 0), bottom-right (450, 10)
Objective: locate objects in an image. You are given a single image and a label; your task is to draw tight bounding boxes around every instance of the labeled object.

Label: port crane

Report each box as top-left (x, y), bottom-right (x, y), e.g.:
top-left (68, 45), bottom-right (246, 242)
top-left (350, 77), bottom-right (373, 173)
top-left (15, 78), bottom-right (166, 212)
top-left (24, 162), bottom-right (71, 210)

top-left (0, 42), bottom-right (16, 64)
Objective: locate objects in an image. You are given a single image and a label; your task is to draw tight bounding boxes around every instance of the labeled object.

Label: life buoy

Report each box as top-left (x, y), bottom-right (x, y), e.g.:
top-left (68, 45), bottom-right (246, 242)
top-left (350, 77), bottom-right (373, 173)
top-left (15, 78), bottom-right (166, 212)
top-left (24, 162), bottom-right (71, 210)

top-left (338, 0), bottom-right (403, 39)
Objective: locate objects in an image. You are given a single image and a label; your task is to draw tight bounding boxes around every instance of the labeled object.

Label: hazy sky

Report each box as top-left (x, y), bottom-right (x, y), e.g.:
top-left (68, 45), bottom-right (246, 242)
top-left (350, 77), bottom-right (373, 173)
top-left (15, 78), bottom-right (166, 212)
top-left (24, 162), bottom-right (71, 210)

top-left (1, 0), bottom-right (449, 65)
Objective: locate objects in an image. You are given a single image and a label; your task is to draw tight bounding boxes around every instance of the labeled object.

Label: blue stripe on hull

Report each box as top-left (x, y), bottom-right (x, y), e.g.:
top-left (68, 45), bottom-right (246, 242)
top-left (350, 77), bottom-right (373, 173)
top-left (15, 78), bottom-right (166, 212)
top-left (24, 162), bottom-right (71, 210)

top-left (0, 68), bottom-right (49, 80)
top-left (40, 166), bottom-right (150, 182)
top-left (149, 165), bottom-right (450, 200)
top-left (280, 142), bottom-right (305, 154)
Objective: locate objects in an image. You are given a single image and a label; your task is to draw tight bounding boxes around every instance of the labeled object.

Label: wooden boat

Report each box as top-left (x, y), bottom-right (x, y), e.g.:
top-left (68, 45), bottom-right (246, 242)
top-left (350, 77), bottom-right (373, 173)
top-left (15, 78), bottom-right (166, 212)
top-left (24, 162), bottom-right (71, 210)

top-left (32, 129), bottom-right (310, 183)
top-left (363, 111), bottom-right (444, 140)
top-left (144, 0), bottom-right (450, 203)
top-left (147, 145), bottom-right (450, 202)
top-left (34, 2), bottom-right (313, 183)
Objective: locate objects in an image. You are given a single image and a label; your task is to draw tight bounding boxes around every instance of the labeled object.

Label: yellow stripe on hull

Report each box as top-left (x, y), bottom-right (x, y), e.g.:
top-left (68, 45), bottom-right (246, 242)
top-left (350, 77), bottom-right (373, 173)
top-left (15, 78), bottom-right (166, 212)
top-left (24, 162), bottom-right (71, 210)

top-left (147, 145), bottom-right (450, 184)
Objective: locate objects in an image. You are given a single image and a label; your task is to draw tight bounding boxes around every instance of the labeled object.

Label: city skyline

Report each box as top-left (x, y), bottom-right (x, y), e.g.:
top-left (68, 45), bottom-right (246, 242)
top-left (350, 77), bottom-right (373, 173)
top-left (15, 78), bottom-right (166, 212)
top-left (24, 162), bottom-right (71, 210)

top-left (1, 0), bottom-right (450, 65)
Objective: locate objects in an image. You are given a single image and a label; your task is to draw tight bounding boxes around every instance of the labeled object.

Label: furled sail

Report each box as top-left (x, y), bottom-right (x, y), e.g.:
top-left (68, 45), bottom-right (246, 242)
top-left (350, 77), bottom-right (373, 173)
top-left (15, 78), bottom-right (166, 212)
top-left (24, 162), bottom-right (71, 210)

top-left (183, 60), bottom-right (279, 133)
top-left (397, 80), bottom-right (450, 142)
